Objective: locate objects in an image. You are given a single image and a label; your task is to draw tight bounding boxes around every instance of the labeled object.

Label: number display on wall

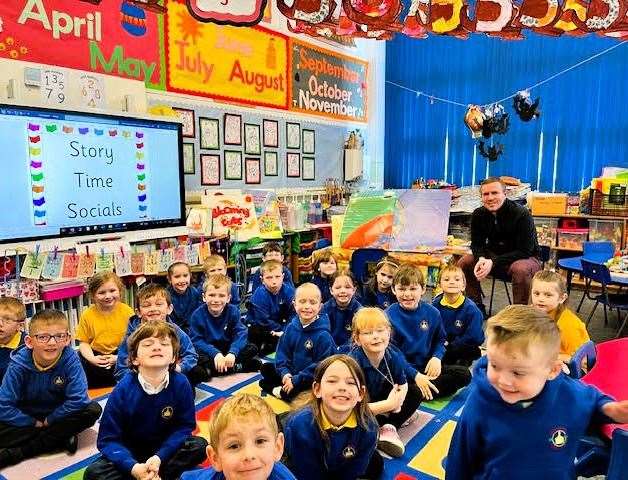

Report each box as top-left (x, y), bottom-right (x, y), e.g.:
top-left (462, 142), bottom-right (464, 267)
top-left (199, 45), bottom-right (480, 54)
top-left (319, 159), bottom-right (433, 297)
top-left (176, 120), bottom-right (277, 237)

top-left (41, 69), bottom-right (67, 106)
top-left (79, 74), bottom-right (105, 109)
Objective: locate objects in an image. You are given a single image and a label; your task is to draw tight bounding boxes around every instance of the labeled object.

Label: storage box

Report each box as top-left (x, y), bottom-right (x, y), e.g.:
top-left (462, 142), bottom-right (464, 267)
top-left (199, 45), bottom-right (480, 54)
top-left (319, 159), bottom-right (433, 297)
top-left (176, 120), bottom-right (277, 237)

top-left (529, 193), bottom-right (567, 216)
top-left (557, 228), bottom-right (588, 250)
top-left (534, 218), bottom-right (558, 247)
top-left (588, 188), bottom-right (628, 216)
top-left (589, 219), bottom-right (623, 248)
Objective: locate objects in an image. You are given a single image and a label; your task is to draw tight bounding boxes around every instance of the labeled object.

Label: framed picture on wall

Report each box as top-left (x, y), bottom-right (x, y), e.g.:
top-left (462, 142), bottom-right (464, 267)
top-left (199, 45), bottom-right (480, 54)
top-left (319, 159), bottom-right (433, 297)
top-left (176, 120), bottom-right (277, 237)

top-left (263, 119), bottom-right (279, 147)
top-left (244, 124), bottom-right (261, 155)
top-left (224, 150), bottom-right (243, 180)
top-left (183, 143), bottom-right (195, 174)
top-left (224, 113), bottom-right (242, 145)
top-left (302, 157), bottom-right (315, 180)
top-left (264, 151), bottom-right (278, 176)
top-left (302, 129), bottom-right (315, 154)
top-left (199, 117), bottom-right (220, 150)
top-left (201, 154), bottom-right (220, 186)
top-left (286, 152), bottom-right (300, 177)
top-left (245, 157), bottom-right (261, 184)
top-left (286, 122), bottom-right (300, 149)
top-left (173, 108), bottom-right (195, 138)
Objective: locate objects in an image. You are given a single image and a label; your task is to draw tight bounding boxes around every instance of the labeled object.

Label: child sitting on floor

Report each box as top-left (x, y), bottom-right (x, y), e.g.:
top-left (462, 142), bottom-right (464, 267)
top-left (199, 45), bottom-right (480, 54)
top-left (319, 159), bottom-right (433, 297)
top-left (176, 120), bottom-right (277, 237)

top-left (259, 283), bottom-right (335, 402)
top-left (322, 269), bottom-right (362, 347)
top-left (386, 265), bottom-right (471, 401)
top-left (446, 305), bottom-right (628, 479)
top-left (180, 393), bottom-right (296, 480)
top-left (114, 283), bottom-right (208, 386)
top-left (246, 260), bottom-right (296, 355)
top-left (0, 297), bottom-right (26, 382)
top-left (530, 270), bottom-right (590, 365)
top-left (283, 354), bottom-right (382, 480)
top-left (361, 257), bottom-right (399, 309)
top-left (249, 242), bottom-right (294, 294)
top-left (76, 272), bottom-right (133, 387)
top-left (431, 264), bottom-right (485, 366)
top-left (189, 274), bottom-right (260, 379)
top-left (0, 309), bottom-right (102, 469)
top-left (311, 250), bottom-right (338, 304)
top-left (167, 261), bottom-right (203, 334)
top-left (348, 308), bottom-right (422, 458)
top-left (203, 255), bottom-right (241, 307)
top-left (85, 322), bottom-right (208, 480)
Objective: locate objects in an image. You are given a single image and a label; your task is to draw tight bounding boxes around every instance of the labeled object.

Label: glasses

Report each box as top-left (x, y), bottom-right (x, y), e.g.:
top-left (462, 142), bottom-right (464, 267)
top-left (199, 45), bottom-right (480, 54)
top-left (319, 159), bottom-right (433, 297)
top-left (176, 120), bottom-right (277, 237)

top-left (32, 333), bottom-right (69, 344)
top-left (0, 317), bottom-right (23, 326)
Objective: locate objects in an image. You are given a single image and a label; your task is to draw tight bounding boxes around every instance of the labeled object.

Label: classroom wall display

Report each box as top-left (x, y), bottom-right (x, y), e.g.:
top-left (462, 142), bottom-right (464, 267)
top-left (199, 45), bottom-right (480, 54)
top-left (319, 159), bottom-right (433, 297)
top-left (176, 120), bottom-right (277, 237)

top-left (245, 157), bottom-right (261, 184)
top-left (166, 0), bottom-right (288, 109)
top-left (290, 39), bottom-right (368, 123)
top-left (302, 129), bottom-right (315, 154)
top-left (199, 117), bottom-right (220, 150)
top-left (200, 153), bottom-right (220, 185)
top-left (0, 1), bottom-right (165, 88)
top-left (286, 122), bottom-right (300, 149)
top-left (224, 113), bottom-right (242, 145)
top-left (186, 0), bottom-right (268, 26)
top-left (190, 191), bottom-right (261, 241)
top-left (264, 151), bottom-right (278, 176)
top-left (286, 152), bottom-right (300, 177)
top-left (148, 98), bottom-right (345, 190)
top-left (224, 150), bottom-right (243, 180)
top-left (302, 156), bottom-right (315, 181)
top-left (173, 107), bottom-right (195, 137)
top-left (183, 143), bottom-right (195, 174)
top-left (263, 119), bottom-right (279, 147)
top-left (244, 123), bottom-right (261, 155)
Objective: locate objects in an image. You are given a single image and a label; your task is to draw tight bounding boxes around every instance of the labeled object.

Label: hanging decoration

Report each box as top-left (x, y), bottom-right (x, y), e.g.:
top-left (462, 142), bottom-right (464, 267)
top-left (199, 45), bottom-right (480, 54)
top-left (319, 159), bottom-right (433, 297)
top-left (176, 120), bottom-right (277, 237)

top-left (464, 105), bottom-right (485, 139)
top-left (478, 140), bottom-right (504, 162)
top-left (275, 0), bottom-right (628, 40)
top-left (481, 104), bottom-right (509, 138)
top-left (186, 0), bottom-right (267, 25)
top-left (513, 91), bottom-right (541, 121)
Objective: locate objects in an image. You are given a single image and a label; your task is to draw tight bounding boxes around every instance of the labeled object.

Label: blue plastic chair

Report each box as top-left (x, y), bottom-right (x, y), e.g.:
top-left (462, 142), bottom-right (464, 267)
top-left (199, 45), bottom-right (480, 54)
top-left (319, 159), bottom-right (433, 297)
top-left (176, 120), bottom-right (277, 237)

top-left (583, 241), bottom-right (615, 263)
top-left (567, 340), bottom-right (596, 379)
top-left (581, 259), bottom-right (628, 337)
top-left (349, 248), bottom-right (387, 285)
top-left (607, 428), bottom-right (628, 480)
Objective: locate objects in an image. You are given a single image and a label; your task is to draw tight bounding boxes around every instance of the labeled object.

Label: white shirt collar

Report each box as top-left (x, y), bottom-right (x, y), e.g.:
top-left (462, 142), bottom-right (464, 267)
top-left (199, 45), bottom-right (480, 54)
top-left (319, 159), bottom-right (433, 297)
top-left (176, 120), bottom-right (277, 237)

top-left (137, 371), bottom-right (170, 395)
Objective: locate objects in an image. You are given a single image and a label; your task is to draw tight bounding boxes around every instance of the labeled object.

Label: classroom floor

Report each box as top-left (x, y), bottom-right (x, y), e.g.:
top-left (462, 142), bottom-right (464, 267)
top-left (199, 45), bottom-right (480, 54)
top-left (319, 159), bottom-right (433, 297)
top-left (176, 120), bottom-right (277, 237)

top-left (0, 283), bottom-right (621, 480)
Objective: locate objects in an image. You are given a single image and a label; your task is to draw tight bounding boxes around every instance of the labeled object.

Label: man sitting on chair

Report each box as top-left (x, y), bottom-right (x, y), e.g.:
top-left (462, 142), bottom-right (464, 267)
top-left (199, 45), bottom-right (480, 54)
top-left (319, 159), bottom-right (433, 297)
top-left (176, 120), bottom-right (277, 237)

top-left (458, 177), bottom-right (541, 317)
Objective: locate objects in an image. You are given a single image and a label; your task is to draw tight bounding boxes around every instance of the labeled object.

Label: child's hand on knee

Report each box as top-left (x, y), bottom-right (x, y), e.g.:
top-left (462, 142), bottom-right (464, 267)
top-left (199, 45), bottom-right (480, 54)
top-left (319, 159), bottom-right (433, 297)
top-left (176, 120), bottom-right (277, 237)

top-left (415, 373), bottom-right (439, 400)
top-left (424, 357), bottom-right (442, 379)
top-left (224, 353), bottom-right (236, 369)
top-left (282, 374), bottom-right (294, 393)
top-left (214, 353), bottom-right (227, 372)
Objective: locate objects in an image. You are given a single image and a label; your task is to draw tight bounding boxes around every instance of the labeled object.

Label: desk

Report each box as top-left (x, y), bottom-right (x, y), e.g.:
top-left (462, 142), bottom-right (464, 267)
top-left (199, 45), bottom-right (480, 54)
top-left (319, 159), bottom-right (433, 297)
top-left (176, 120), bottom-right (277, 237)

top-left (581, 338), bottom-right (628, 439)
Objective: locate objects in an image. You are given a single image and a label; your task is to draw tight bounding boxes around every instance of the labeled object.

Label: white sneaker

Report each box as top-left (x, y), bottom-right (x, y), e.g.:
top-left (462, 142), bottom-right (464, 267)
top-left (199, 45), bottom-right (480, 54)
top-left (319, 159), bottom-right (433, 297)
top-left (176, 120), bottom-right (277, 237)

top-left (400, 409), bottom-right (421, 429)
top-left (378, 424), bottom-right (405, 458)
top-left (272, 386), bottom-right (283, 399)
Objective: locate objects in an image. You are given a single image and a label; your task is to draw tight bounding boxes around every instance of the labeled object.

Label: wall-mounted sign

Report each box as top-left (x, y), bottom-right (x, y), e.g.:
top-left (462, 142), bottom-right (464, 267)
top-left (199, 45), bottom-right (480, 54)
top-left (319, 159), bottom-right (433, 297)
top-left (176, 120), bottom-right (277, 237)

top-left (289, 39), bottom-right (368, 122)
top-left (0, 0), bottom-right (165, 88)
top-left (166, 1), bottom-right (288, 109)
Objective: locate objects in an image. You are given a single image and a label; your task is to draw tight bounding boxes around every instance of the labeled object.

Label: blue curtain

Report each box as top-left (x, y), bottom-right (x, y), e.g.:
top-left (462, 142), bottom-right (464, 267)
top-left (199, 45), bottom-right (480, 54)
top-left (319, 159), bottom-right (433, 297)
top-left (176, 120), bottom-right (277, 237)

top-left (384, 33), bottom-right (628, 192)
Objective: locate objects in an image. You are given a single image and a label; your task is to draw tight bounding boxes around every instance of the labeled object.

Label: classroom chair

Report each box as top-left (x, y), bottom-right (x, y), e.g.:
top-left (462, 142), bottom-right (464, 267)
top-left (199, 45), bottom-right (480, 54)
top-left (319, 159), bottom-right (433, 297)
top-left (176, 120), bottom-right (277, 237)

top-left (607, 428), bottom-right (628, 480)
top-left (580, 259), bottom-right (628, 337)
top-left (567, 340), bottom-right (596, 379)
top-left (349, 248), bottom-right (387, 285)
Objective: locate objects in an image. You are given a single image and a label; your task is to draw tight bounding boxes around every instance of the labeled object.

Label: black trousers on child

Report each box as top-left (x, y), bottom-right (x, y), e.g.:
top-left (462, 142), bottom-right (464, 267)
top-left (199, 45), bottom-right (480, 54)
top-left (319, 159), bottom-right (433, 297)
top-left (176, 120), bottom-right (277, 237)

top-left (425, 364), bottom-right (472, 399)
top-left (442, 344), bottom-right (482, 367)
top-left (246, 324), bottom-right (281, 356)
top-left (196, 342), bottom-right (260, 378)
top-left (184, 364), bottom-right (211, 387)
top-left (83, 435), bottom-right (208, 480)
top-left (79, 349), bottom-right (117, 388)
top-left (375, 383), bottom-right (423, 429)
top-left (0, 401), bottom-right (101, 468)
top-left (258, 362), bottom-right (310, 402)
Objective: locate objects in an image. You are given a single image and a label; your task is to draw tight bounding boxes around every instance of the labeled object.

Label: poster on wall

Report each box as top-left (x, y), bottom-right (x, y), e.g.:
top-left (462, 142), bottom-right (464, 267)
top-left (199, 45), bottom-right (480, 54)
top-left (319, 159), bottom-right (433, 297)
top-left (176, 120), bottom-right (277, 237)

top-left (166, 1), bottom-right (288, 109)
top-left (290, 39), bottom-right (368, 123)
top-left (0, 1), bottom-right (165, 89)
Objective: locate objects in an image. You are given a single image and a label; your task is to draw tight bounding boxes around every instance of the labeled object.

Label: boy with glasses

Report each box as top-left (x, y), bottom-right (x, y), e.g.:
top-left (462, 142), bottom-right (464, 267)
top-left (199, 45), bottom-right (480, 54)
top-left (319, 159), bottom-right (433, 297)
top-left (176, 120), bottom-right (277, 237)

top-left (0, 297), bottom-right (26, 382)
top-left (0, 309), bottom-right (101, 469)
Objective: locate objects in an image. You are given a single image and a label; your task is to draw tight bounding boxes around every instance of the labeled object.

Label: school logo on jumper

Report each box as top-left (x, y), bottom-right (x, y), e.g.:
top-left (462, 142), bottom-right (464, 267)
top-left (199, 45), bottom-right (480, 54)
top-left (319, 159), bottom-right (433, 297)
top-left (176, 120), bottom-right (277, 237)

top-left (53, 376), bottom-right (65, 387)
top-left (549, 428), bottom-right (568, 449)
top-left (420, 320), bottom-right (429, 331)
top-left (161, 406), bottom-right (174, 419)
top-left (455, 319), bottom-right (463, 329)
top-left (304, 339), bottom-right (314, 350)
top-left (345, 323), bottom-right (352, 331)
top-left (342, 445), bottom-right (356, 459)
top-left (382, 302), bottom-right (390, 308)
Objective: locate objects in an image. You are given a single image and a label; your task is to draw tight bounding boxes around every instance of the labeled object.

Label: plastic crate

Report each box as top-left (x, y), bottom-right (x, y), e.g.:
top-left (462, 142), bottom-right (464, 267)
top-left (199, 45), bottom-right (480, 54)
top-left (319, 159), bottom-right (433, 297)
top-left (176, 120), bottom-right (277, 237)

top-left (589, 219), bottom-right (623, 247)
top-left (557, 228), bottom-right (588, 250)
top-left (588, 188), bottom-right (628, 216)
top-left (534, 218), bottom-right (558, 247)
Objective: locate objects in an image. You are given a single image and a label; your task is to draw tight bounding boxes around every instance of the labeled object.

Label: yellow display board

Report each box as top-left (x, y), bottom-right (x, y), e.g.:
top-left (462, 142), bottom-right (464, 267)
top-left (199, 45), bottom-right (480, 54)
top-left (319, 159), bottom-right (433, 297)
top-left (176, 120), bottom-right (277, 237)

top-left (166, 1), bottom-right (288, 109)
